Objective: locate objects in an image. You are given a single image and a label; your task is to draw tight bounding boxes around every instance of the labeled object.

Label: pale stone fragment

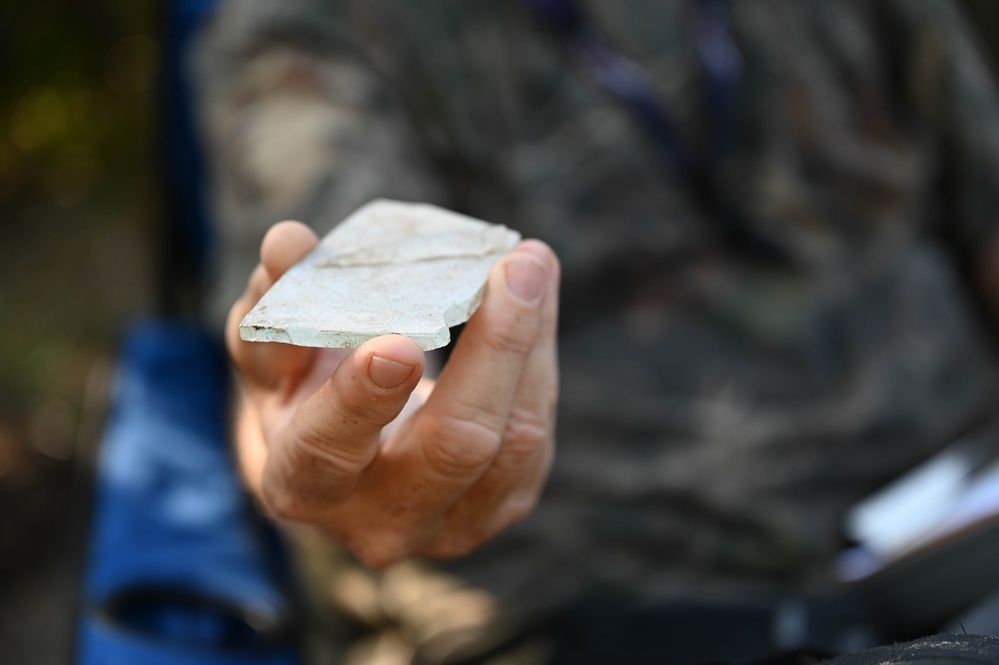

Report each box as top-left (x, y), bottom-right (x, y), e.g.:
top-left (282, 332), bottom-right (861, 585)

top-left (239, 199), bottom-right (521, 351)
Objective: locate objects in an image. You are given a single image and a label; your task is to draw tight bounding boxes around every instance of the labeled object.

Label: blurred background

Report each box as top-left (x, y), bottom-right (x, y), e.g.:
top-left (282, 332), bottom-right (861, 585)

top-left (1, 1), bottom-right (999, 663)
top-left (1, 1), bottom-right (160, 662)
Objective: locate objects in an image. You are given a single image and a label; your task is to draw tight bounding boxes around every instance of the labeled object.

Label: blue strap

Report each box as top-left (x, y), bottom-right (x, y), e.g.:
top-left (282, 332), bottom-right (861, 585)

top-left (693, 0), bottom-right (743, 159)
top-left (526, 0), bottom-right (741, 176)
top-left (525, 0), bottom-right (791, 263)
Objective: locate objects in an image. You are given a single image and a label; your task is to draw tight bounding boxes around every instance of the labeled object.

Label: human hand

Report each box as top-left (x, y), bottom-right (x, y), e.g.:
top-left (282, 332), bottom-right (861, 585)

top-left (227, 221), bottom-right (560, 567)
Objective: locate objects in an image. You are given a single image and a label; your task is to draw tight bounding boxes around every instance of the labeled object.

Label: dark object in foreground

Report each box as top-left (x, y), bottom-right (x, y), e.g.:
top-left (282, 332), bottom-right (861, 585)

top-left (825, 633), bottom-right (999, 665)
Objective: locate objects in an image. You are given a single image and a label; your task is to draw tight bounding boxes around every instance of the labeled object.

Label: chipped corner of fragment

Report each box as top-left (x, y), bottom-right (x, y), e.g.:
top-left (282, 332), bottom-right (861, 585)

top-left (239, 318), bottom-right (287, 345)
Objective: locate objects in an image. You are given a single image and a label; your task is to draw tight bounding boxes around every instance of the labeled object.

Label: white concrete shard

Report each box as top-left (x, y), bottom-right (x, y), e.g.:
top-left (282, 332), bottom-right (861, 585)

top-left (240, 199), bottom-right (521, 351)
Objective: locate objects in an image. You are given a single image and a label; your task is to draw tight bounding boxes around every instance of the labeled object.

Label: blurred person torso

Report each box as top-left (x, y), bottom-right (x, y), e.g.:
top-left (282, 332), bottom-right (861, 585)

top-left (195, 0), bottom-right (999, 650)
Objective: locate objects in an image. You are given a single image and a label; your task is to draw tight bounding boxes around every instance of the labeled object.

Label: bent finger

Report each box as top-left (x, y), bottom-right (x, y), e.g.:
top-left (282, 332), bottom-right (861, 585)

top-left (427, 242), bottom-right (560, 555)
top-left (262, 335), bottom-right (426, 519)
top-left (261, 220), bottom-right (319, 280)
top-left (374, 243), bottom-right (550, 533)
top-left (228, 221), bottom-right (319, 392)
top-left (419, 243), bottom-right (549, 473)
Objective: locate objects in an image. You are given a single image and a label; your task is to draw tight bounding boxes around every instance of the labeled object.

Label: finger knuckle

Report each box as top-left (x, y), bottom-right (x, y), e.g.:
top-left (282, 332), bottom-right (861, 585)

top-left (503, 412), bottom-right (550, 455)
top-left (419, 415), bottom-right (501, 477)
top-left (481, 311), bottom-right (538, 359)
top-left (290, 425), bottom-right (375, 480)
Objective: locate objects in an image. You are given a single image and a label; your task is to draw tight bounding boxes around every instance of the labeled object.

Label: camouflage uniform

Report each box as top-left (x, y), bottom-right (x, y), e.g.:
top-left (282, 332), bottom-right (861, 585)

top-left (194, 1), bottom-right (999, 662)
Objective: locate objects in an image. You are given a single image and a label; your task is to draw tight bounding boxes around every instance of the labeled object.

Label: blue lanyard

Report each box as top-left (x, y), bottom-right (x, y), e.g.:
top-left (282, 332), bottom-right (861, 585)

top-left (693, 0), bottom-right (743, 160)
top-left (525, 0), bottom-right (789, 263)
top-left (526, 0), bottom-right (742, 176)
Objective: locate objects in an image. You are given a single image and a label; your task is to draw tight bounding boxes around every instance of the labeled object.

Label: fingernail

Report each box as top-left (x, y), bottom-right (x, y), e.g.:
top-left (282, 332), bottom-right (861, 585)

top-left (505, 259), bottom-right (547, 304)
top-left (368, 356), bottom-right (415, 389)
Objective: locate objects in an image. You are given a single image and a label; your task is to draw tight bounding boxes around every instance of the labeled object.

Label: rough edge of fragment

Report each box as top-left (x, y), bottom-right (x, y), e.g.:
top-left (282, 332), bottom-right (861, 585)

top-left (239, 322), bottom-right (453, 351)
